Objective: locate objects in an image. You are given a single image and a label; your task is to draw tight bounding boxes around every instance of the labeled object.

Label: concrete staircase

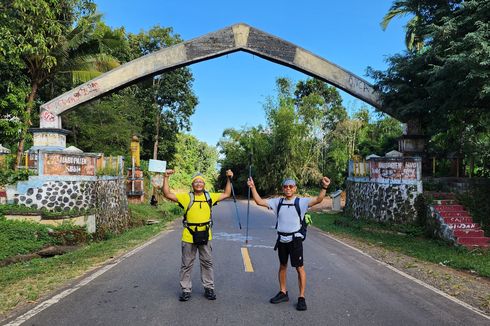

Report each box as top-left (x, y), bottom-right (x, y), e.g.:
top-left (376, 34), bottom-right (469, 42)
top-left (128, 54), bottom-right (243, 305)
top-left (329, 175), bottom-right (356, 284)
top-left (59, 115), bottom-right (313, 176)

top-left (431, 192), bottom-right (489, 250)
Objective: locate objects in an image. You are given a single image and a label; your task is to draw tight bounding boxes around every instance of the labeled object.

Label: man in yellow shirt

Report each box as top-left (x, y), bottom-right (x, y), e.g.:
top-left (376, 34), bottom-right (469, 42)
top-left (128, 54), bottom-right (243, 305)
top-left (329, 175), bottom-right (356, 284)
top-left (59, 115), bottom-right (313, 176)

top-left (163, 169), bottom-right (233, 301)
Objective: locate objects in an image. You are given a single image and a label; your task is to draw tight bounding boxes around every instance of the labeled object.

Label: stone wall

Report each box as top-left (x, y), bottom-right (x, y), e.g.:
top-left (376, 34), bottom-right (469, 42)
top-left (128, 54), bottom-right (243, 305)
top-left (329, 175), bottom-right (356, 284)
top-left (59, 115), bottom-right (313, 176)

top-left (14, 176), bottom-right (129, 233)
top-left (94, 178), bottom-right (130, 233)
top-left (17, 180), bottom-right (96, 211)
top-left (345, 180), bottom-right (420, 222)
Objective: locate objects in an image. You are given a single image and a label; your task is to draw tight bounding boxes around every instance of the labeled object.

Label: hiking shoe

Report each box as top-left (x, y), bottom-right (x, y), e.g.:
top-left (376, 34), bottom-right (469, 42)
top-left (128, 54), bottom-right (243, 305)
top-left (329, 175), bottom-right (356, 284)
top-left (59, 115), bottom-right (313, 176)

top-left (296, 297), bottom-right (307, 311)
top-left (204, 288), bottom-right (216, 300)
top-left (269, 291), bottom-right (289, 304)
top-left (179, 291), bottom-right (191, 302)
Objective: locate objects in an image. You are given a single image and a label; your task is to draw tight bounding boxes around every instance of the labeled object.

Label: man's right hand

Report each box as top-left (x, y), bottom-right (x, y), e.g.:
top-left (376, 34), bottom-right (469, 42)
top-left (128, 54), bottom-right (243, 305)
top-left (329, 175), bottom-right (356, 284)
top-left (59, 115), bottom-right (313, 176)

top-left (164, 169), bottom-right (175, 177)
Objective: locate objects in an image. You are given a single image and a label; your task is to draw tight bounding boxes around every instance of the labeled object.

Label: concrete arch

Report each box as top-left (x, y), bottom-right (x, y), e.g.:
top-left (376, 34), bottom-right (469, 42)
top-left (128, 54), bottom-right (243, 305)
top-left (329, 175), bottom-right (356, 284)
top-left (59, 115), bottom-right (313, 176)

top-left (39, 23), bottom-right (383, 129)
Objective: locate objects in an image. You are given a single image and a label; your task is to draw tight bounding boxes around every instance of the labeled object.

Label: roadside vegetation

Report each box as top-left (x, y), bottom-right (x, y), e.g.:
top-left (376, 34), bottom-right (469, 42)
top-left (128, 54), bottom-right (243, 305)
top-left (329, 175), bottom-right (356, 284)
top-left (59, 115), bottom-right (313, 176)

top-left (310, 212), bottom-right (490, 278)
top-left (0, 202), bottom-right (181, 318)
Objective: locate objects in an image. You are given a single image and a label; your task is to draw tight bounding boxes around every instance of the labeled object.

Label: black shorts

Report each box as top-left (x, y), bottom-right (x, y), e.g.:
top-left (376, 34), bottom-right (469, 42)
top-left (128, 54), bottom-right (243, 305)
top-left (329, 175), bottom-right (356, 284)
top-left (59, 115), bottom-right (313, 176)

top-left (277, 238), bottom-right (304, 267)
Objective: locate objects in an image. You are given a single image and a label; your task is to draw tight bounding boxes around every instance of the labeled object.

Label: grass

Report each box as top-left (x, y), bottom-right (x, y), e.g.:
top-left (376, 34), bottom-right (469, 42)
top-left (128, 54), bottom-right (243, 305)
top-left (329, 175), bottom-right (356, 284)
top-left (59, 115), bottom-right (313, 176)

top-left (0, 201), bottom-right (181, 318)
top-left (0, 219), bottom-right (61, 260)
top-left (310, 212), bottom-right (490, 278)
top-left (0, 204), bottom-right (95, 219)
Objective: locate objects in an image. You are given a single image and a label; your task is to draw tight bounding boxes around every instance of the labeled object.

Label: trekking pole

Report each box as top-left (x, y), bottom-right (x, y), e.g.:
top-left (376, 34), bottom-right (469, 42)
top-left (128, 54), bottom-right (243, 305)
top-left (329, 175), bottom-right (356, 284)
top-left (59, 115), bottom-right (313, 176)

top-left (246, 153), bottom-right (252, 244)
top-left (229, 177), bottom-right (242, 229)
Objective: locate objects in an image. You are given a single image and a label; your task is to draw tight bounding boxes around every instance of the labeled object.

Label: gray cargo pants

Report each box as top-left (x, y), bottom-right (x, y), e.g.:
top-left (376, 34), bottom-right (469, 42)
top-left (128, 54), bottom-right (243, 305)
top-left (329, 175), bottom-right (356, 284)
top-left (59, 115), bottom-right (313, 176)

top-left (180, 241), bottom-right (214, 292)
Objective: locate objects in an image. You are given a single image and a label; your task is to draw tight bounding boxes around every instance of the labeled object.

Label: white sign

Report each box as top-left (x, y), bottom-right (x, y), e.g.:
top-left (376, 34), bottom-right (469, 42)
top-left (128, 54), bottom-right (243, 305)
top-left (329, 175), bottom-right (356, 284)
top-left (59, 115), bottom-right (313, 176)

top-left (148, 159), bottom-right (166, 173)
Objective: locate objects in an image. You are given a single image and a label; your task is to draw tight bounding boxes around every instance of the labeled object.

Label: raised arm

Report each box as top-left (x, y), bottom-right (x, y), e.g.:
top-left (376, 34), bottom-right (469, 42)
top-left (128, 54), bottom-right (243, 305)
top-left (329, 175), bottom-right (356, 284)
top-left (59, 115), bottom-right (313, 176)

top-left (218, 169), bottom-right (233, 201)
top-left (308, 176), bottom-right (331, 207)
top-left (162, 169), bottom-right (179, 203)
top-left (247, 177), bottom-right (269, 208)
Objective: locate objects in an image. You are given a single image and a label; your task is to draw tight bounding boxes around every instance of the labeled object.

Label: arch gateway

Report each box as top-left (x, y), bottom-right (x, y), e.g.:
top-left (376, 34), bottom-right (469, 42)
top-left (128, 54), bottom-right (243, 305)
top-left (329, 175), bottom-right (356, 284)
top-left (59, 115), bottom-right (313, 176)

top-left (30, 23), bottom-right (421, 153)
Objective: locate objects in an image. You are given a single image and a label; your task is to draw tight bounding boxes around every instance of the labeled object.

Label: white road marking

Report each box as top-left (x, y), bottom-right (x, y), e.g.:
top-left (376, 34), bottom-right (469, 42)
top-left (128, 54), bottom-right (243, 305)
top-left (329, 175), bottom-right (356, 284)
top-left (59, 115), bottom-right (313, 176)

top-left (4, 229), bottom-right (174, 326)
top-left (321, 232), bottom-right (490, 320)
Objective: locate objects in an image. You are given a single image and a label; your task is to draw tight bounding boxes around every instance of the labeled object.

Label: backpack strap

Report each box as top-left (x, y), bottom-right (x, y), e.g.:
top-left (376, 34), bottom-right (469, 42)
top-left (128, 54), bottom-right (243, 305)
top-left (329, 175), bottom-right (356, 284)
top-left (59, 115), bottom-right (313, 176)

top-left (182, 191), bottom-right (214, 228)
top-left (276, 197), bottom-right (302, 228)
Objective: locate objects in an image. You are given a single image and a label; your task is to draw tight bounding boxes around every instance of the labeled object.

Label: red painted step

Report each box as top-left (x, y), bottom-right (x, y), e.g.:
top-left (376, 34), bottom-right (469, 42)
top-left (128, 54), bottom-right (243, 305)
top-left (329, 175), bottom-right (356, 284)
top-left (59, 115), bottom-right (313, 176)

top-left (457, 237), bottom-right (490, 246)
top-left (454, 229), bottom-right (485, 238)
top-left (434, 205), bottom-right (465, 211)
top-left (439, 211), bottom-right (470, 217)
top-left (463, 243), bottom-right (490, 250)
top-left (447, 223), bottom-right (479, 230)
top-left (444, 216), bottom-right (474, 224)
top-left (433, 199), bottom-right (456, 205)
top-left (430, 192), bottom-right (456, 199)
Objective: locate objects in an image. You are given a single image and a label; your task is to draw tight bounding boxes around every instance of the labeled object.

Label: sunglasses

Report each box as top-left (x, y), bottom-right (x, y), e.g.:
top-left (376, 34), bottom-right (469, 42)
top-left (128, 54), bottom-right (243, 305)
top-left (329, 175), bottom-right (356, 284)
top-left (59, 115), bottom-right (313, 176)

top-left (192, 181), bottom-right (205, 185)
top-left (283, 185), bottom-right (296, 189)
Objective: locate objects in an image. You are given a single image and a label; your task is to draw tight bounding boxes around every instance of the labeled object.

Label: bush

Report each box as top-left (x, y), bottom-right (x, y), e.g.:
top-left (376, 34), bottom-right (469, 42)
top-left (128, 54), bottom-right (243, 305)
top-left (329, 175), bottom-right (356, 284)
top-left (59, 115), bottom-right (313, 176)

top-left (457, 184), bottom-right (490, 235)
top-left (0, 168), bottom-right (31, 186)
top-left (0, 218), bottom-right (89, 260)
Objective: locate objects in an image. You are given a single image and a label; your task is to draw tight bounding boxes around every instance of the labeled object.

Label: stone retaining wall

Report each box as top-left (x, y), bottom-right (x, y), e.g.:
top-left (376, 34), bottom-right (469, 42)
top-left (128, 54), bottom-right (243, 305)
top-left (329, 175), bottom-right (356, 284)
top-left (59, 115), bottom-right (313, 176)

top-left (15, 176), bottom-right (129, 233)
top-left (17, 180), bottom-right (96, 211)
top-left (345, 180), bottom-right (421, 222)
top-left (94, 178), bottom-right (130, 233)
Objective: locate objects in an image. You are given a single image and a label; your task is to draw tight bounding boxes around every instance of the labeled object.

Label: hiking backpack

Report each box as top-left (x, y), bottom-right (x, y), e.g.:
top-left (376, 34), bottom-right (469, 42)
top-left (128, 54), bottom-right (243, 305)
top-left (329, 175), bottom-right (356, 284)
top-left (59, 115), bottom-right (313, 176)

top-left (276, 197), bottom-right (311, 241)
top-left (178, 191), bottom-right (216, 245)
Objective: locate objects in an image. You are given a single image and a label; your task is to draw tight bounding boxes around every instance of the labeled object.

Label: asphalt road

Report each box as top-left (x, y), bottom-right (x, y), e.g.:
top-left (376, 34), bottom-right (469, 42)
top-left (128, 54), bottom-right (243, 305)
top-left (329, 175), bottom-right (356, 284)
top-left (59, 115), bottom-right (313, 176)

top-left (5, 200), bottom-right (489, 326)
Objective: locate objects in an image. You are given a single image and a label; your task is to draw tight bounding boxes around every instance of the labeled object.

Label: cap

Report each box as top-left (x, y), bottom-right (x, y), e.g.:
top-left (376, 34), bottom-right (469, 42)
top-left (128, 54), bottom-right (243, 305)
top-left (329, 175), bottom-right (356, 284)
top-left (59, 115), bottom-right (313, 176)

top-left (282, 178), bottom-right (296, 186)
top-left (191, 173), bottom-right (206, 184)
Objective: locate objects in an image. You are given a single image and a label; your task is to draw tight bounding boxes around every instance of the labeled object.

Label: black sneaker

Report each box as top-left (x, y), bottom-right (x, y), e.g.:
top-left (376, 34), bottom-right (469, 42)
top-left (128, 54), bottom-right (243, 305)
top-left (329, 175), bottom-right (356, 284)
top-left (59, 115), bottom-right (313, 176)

top-left (204, 288), bottom-right (216, 300)
top-left (269, 291), bottom-right (289, 304)
top-left (179, 291), bottom-right (191, 301)
top-left (296, 297), bottom-right (307, 311)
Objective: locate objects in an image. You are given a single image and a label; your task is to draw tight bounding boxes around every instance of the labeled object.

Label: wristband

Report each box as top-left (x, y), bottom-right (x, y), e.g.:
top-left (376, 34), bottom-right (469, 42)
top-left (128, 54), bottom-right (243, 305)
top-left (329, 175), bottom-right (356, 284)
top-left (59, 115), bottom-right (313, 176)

top-left (322, 186), bottom-right (328, 190)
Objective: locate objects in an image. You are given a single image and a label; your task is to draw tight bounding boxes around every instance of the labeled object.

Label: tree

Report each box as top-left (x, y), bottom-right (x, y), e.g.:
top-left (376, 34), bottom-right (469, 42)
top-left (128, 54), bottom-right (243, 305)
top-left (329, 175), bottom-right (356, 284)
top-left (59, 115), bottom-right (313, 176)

top-left (219, 78), bottom-right (347, 193)
top-left (62, 92), bottom-right (142, 155)
top-left (371, 0), bottom-right (490, 175)
top-left (62, 25), bottom-right (198, 161)
top-left (381, 0), bottom-right (463, 52)
top-left (126, 26), bottom-right (198, 162)
top-left (0, 0), bottom-right (121, 167)
top-left (169, 133), bottom-right (218, 190)
top-left (381, 0), bottom-right (424, 51)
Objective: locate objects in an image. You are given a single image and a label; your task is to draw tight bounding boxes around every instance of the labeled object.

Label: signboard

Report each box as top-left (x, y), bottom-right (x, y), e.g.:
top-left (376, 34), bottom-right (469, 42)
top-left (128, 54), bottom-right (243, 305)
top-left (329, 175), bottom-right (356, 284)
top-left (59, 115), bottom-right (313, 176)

top-left (150, 174), bottom-right (164, 188)
top-left (43, 153), bottom-right (96, 176)
top-left (369, 158), bottom-right (419, 183)
top-left (148, 159), bottom-right (166, 173)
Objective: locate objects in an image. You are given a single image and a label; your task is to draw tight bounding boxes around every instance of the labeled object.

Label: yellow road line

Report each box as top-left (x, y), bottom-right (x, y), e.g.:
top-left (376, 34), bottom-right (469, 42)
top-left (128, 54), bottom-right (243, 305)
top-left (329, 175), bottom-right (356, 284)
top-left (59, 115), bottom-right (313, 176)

top-left (241, 247), bottom-right (254, 272)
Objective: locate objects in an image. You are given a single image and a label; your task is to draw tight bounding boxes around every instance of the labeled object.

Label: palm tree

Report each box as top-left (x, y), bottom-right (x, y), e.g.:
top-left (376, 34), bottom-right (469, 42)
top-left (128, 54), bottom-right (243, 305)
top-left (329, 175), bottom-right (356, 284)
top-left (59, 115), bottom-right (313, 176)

top-left (14, 5), bottom-right (119, 168)
top-left (381, 0), bottom-right (424, 52)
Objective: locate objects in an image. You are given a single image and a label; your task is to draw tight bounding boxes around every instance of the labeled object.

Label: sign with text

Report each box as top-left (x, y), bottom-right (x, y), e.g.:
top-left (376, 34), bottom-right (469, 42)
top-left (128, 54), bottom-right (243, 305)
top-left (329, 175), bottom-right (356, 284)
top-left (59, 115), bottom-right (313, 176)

top-left (148, 159), bottom-right (166, 173)
top-left (369, 158), bottom-right (420, 183)
top-left (43, 153), bottom-right (97, 176)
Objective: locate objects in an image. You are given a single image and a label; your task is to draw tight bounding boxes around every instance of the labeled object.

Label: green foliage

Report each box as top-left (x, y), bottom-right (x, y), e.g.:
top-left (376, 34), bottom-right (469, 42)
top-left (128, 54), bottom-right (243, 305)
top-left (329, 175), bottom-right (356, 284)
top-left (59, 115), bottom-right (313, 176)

top-left (0, 168), bottom-right (31, 186)
top-left (63, 93), bottom-right (141, 155)
top-left (0, 0), bottom-right (106, 162)
top-left (371, 0), bottom-right (490, 176)
top-left (168, 133), bottom-right (218, 190)
top-left (311, 212), bottom-right (490, 277)
top-left (0, 218), bottom-right (89, 260)
top-left (218, 77), bottom-right (403, 194)
top-left (457, 185), bottom-right (490, 235)
top-left (0, 218), bottom-right (52, 260)
top-left (62, 25), bottom-right (198, 162)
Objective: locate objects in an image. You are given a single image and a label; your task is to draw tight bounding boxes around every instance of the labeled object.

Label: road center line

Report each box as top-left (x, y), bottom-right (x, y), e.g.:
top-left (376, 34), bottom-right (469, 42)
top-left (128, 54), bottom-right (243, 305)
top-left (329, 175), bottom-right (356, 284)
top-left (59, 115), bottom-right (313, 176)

top-left (241, 247), bottom-right (254, 272)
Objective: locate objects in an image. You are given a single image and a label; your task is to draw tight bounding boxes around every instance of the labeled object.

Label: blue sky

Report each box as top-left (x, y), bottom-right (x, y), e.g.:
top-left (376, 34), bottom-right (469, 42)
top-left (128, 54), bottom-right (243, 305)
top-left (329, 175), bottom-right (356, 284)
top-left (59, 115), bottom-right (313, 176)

top-left (94, 0), bottom-right (408, 147)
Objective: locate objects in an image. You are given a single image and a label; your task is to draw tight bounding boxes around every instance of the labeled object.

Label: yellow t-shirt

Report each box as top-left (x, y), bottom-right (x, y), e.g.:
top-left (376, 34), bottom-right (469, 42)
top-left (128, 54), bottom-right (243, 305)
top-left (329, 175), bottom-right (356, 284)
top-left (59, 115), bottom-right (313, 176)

top-left (176, 192), bottom-right (221, 243)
